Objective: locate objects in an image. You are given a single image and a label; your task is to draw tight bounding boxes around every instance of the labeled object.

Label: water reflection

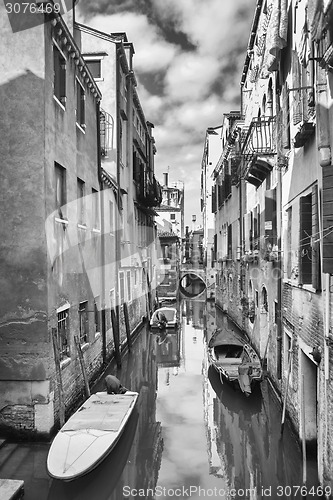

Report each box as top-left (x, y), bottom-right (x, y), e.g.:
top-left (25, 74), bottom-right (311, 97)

top-left (203, 308), bottom-right (320, 499)
top-left (0, 301), bottom-right (321, 500)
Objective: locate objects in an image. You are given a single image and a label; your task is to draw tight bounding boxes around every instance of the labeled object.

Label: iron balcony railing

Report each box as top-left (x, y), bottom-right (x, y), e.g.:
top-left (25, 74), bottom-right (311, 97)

top-left (241, 116), bottom-right (277, 158)
top-left (100, 108), bottom-right (114, 158)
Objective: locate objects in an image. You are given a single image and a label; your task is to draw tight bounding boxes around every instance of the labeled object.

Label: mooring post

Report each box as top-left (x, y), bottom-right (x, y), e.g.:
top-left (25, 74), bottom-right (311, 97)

top-left (51, 328), bottom-right (65, 427)
top-left (111, 307), bottom-right (121, 367)
top-left (123, 302), bottom-right (132, 351)
top-left (74, 336), bottom-right (91, 398)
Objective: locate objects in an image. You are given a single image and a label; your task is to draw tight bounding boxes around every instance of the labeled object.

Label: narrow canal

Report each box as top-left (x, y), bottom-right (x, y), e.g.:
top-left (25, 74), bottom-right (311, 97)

top-left (0, 299), bottom-right (323, 499)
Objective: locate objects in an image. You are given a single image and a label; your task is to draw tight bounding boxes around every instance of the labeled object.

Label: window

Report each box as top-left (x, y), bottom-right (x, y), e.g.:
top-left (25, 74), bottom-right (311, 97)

top-left (55, 163), bottom-right (66, 217)
top-left (92, 188), bottom-right (100, 229)
top-left (79, 301), bottom-right (89, 344)
top-left (77, 178), bottom-right (85, 225)
top-left (284, 329), bottom-right (293, 380)
top-left (126, 271), bottom-right (131, 302)
top-left (170, 213), bottom-right (176, 221)
top-left (53, 43), bottom-right (66, 105)
top-left (57, 309), bottom-right (70, 360)
top-left (274, 300), bottom-right (278, 324)
top-left (228, 275), bottom-right (233, 302)
top-left (94, 296), bottom-right (101, 334)
top-left (299, 194), bottom-right (312, 285)
top-left (119, 272), bottom-right (125, 305)
top-left (76, 79), bottom-right (86, 129)
top-left (86, 60), bottom-right (101, 79)
top-left (227, 224), bottom-right (232, 258)
top-left (109, 288), bottom-right (115, 309)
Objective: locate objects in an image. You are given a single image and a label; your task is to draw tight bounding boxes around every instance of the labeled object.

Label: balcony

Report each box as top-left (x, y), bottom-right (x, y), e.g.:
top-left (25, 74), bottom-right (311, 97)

top-left (241, 116), bottom-right (276, 158)
top-left (240, 116), bottom-right (276, 186)
top-left (137, 174), bottom-right (162, 208)
top-left (100, 109), bottom-right (114, 158)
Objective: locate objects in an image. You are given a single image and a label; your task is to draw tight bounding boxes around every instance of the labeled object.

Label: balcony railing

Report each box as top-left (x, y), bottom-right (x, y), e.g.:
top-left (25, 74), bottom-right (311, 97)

top-left (100, 109), bottom-right (114, 158)
top-left (241, 116), bottom-right (276, 158)
top-left (137, 174), bottom-right (162, 207)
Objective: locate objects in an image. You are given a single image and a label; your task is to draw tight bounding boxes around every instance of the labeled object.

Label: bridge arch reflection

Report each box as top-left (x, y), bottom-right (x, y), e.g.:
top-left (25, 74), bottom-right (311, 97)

top-left (179, 270), bottom-right (206, 299)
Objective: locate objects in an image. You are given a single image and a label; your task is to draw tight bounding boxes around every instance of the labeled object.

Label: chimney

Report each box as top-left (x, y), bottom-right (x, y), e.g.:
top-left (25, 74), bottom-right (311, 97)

top-left (163, 172), bottom-right (168, 187)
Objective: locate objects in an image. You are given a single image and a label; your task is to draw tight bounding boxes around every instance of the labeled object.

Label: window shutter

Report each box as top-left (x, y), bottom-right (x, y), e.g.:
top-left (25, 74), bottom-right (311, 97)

top-left (281, 84), bottom-right (291, 149)
top-left (228, 224), bottom-right (232, 257)
top-left (292, 50), bottom-right (302, 125)
top-left (244, 213), bottom-right (251, 252)
top-left (231, 158), bottom-right (239, 185)
top-left (322, 165), bottom-right (333, 274)
top-left (299, 195), bottom-right (312, 284)
top-left (218, 183), bottom-right (223, 208)
top-left (264, 188), bottom-right (277, 255)
top-left (211, 185), bottom-right (216, 213)
top-left (312, 184), bottom-right (321, 289)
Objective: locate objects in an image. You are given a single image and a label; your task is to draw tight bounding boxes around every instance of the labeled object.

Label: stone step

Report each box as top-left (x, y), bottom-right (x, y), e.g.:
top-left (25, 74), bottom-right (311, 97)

top-left (0, 479), bottom-right (24, 500)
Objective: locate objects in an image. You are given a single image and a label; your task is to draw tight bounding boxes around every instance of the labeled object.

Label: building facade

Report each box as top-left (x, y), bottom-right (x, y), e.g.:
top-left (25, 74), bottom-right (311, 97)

top-left (206, 0), bottom-right (333, 486)
top-left (0, 3), bottom-right (161, 437)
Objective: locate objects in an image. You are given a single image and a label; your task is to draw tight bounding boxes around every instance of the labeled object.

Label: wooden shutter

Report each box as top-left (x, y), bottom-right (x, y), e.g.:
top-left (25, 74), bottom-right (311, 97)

top-left (281, 84), bottom-right (291, 149)
top-left (228, 224), bottom-right (232, 258)
top-left (211, 185), bottom-right (216, 213)
top-left (322, 165), bottom-right (333, 274)
top-left (244, 213), bottom-right (251, 252)
top-left (292, 50), bottom-right (302, 125)
top-left (312, 184), bottom-right (321, 290)
top-left (264, 188), bottom-right (277, 254)
top-left (299, 194), bottom-right (312, 284)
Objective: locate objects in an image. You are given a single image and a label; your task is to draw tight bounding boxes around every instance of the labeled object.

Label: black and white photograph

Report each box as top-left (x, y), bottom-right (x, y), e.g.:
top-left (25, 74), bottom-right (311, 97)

top-left (0, 0), bottom-right (333, 498)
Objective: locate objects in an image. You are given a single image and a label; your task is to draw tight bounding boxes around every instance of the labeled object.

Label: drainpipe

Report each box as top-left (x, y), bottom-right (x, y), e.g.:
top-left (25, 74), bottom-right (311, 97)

top-left (316, 64), bottom-right (331, 383)
top-left (96, 99), bottom-right (107, 365)
top-left (276, 84), bottom-right (283, 380)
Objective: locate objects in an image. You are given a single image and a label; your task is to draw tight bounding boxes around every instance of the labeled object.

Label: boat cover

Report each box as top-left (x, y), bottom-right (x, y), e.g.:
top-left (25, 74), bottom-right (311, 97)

top-left (209, 329), bottom-right (245, 348)
top-left (61, 394), bottom-right (136, 432)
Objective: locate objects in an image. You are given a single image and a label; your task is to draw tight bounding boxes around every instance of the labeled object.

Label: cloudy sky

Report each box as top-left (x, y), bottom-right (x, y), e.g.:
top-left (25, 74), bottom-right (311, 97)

top-left (77, 0), bottom-right (257, 226)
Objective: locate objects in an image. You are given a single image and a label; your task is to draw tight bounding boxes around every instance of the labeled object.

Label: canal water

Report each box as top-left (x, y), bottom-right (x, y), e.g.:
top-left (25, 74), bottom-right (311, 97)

top-left (0, 299), bottom-right (324, 499)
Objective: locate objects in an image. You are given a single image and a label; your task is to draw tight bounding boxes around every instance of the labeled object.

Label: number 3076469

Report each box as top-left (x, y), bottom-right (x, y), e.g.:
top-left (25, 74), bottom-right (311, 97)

top-left (5, 2), bottom-right (61, 14)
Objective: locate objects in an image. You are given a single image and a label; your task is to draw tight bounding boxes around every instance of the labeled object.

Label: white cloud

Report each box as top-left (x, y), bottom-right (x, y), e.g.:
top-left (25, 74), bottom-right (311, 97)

top-left (77, 0), bottom-right (256, 223)
top-left (165, 52), bottom-right (221, 102)
top-left (78, 12), bottom-right (178, 73)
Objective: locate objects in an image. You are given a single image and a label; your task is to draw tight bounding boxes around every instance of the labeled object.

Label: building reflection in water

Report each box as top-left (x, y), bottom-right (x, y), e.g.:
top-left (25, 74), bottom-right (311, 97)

top-left (0, 302), bottom-right (320, 500)
top-left (202, 309), bottom-right (319, 497)
top-left (47, 326), bottom-right (164, 500)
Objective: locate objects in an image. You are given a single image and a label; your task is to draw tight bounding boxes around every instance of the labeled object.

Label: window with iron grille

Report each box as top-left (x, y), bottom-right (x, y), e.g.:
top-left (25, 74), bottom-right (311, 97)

top-left (57, 309), bottom-right (70, 360)
top-left (79, 301), bottom-right (89, 344)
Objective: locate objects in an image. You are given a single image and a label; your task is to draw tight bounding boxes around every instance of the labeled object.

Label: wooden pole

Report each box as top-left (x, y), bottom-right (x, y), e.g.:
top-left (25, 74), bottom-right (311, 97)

top-left (301, 374), bottom-right (307, 486)
top-left (111, 307), bottom-right (121, 367)
top-left (74, 336), bottom-right (90, 398)
top-left (281, 336), bottom-right (293, 435)
top-left (51, 328), bottom-right (65, 427)
top-left (123, 302), bottom-right (132, 351)
top-left (262, 330), bottom-right (271, 371)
